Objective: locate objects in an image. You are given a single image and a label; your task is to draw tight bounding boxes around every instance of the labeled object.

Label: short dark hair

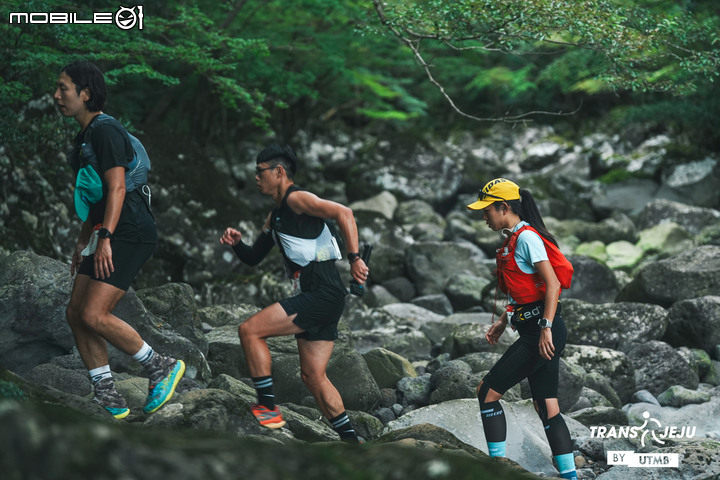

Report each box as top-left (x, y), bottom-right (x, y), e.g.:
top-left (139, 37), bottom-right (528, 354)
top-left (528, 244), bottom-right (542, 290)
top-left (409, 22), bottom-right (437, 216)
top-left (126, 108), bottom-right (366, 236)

top-left (61, 60), bottom-right (107, 112)
top-left (256, 144), bottom-right (298, 179)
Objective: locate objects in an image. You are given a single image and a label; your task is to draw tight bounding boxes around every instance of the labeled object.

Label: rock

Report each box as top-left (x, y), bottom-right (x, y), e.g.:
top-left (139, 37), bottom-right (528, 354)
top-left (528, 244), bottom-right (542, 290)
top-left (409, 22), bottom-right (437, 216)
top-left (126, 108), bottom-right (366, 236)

top-left (443, 274), bottom-right (490, 311)
top-left (558, 359), bottom-right (586, 412)
top-left (656, 385), bottom-right (711, 408)
top-left (704, 360), bottom-right (720, 386)
top-left (0, 251), bottom-right (211, 384)
top-left (563, 299), bottom-right (668, 352)
top-left (570, 387), bottom-right (613, 411)
top-left (625, 395), bottom-right (720, 447)
top-left (625, 341), bottom-right (699, 396)
top-left (111, 289), bottom-right (212, 383)
top-left (660, 155), bottom-right (720, 208)
top-left (441, 323), bottom-right (519, 358)
top-left (630, 390), bottom-right (660, 406)
top-left (605, 241), bottom-right (644, 270)
top-left (636, 222), bottom-right (693, 257)
top-left (563, 345), bottom-right (636, 403)
top-left (0, 251), bottom-right (78, 374)
top-left (583, 372), bottom-right (622, 408)
top-left (22, 363), bottom-right (91, 397)
top-left (137, 282), bottom-right (209, 355)
top-left (385, 398), bottom-right (590, 477)
top-left (429, 360), bottom-right (481, 404)
top-left (410, 294), bottom-right (454, 316)
top-left (347, 140), bottom-right (463, 209)
top-left (662, 296), bottom-right (720, 354)
top-left (363, 348), bottom-right (418, 389)
top-left (568, 406), bottom-right (629, 427)
top-left (397, 373), bottom-right (432, 407)
top-left (274, 345), bottom-right (383, 413)
top-left (406, 241), bottom-right (489, 297)
top-left (456, 352), bottom-right (504, 374)
top-left (379, 303), bottom-right (445, 327)
top-left (379, 327), bottom-right (433, 361)
top-left (574, 241), bottom-right (607, 263)
top-left (206, 324), bottom-right (247, 379)
top-left (696, 222), bottom-right (720, 246)
top-left (393, 199), bottom-right (446, 231)
top-left (616, 246), bottom-right (720, 308)
top-left (197, 303), bottom-right (260, 328)
top-left (591, 179), bottom-right (679, 215)
top-left (562, 255), bottom-right (620, 304)
top-left (634, 199), bottom-right (720, 235)
top-left (3, 396), bottom-right (548, 480)
top-left (381, 277), bottom-right (417, 303)
top-left (349, 190), bottom-right (398, 220)
top-left (364, 285), bottom-right (400, 308)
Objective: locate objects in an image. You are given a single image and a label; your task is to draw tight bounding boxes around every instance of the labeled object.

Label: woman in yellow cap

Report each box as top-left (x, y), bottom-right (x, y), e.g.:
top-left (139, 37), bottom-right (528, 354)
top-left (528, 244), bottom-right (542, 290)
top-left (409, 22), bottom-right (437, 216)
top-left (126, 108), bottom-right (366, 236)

top-left (467, 178), bottom-right (577, 480)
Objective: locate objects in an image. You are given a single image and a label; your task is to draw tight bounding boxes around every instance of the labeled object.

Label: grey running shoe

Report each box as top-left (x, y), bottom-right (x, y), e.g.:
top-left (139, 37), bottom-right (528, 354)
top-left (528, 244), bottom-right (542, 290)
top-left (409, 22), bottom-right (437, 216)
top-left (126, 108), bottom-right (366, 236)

top-left (92, 377), bottom-right (130, 419)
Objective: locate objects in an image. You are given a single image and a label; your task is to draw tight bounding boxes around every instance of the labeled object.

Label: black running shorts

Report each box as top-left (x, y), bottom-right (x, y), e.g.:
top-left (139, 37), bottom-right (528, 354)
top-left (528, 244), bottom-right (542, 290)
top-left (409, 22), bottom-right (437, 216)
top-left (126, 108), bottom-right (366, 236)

top-left (279, 287), bottom-right (346, 342)
top-left (78, 240), bottom-right (155, 291)
top-left (482, 313), bottom-right (567, 400)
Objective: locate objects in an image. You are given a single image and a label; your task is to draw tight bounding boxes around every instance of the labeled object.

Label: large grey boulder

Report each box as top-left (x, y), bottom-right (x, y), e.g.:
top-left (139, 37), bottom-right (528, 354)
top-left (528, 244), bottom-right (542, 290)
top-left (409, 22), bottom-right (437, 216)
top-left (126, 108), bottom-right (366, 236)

top-left (0, 251), bottom-right (77, 374)
top-left (429, 360), bottom-right (482, 404)
top-left (660, 156), bottom-right (720, 209)
top-left (662, 296), bottom-right (720, 354)
top-left (563, 299), bottom-right (668, 352)
top-left (406, 241), bottom-right (490, 297)
top-left (0, 251), bottom-right (211, 383)
top-left (363, 347), bottom-right (418, 389)
top-left (347, 141), bottom-right (463, 208)
top-left (443, 274), bottom-right (491, 311)
top-left (385, 398), bottom-right (590, 477)
top-left (634, 199), bottom-right (720, 235)
top-left (616, 245), bottom-right (720, 307)
top-left (563, 345), bottom-right (636, 403)
top-left (137, 282), bottom-right (208, 355)
top-left (441, 323), bottom-right (519, 358)
top-left (562, 255), bottom-right (620, 304)
top-left (625, 341), bottom-right (699, 396)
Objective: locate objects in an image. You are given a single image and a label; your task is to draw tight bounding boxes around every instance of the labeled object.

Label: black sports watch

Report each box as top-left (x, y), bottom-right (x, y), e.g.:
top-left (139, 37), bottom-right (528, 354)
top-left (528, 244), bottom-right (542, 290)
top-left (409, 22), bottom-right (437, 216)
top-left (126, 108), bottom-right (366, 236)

top-left (97, 228), bottom-right (113, 239)
top-left (538, 318), bottom-right (553, 329)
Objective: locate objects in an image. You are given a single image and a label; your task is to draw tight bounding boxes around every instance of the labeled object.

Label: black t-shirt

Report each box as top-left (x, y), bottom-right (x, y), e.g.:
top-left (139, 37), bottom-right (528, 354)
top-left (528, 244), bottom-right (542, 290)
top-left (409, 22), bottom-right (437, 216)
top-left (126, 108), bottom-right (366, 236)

top-left (69, 115), bottom-right (156, 244)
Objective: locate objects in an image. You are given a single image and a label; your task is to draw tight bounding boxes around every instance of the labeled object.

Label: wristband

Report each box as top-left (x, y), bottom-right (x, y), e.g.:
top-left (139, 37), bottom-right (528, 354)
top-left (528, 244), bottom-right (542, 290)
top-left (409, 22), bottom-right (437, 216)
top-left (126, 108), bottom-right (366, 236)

top-left (97, 228), bottom-right (113, 239)
top-left (347, 252), bottom-right (360, 263)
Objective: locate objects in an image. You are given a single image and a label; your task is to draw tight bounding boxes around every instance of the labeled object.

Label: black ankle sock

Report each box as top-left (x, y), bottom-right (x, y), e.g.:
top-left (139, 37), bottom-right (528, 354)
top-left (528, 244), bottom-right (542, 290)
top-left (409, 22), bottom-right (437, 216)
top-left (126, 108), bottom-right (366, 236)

top-left (252, 376), bottom-right (275, 410)
top-left (330, 412), bottom-right (359, 443)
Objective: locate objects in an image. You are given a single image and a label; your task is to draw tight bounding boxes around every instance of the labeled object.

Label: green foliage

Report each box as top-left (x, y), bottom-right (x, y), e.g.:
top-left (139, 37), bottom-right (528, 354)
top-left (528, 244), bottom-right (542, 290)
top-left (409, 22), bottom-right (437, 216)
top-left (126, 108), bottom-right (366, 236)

top-left (372, 0), bottom-right (720, 131)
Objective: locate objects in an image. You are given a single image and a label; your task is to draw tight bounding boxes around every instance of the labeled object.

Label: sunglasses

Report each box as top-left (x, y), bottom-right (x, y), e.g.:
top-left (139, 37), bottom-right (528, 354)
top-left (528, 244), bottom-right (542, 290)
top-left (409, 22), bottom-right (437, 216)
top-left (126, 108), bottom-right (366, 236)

top-left (255, 165), bottom-right (275, 176)
top-left (477, 191), bottom-right (506, 202)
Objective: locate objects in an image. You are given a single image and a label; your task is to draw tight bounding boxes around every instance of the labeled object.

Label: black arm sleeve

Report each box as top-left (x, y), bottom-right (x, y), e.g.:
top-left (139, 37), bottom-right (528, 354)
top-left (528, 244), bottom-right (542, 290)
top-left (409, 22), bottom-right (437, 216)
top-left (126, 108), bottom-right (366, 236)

top-left (232, 231), bottom-right (274, 266)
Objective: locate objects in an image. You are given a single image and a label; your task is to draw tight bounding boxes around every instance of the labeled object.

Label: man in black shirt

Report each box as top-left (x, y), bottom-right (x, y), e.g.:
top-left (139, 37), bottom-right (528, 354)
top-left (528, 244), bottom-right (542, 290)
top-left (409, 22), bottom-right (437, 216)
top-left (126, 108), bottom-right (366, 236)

top-left (56, 60), bottom-right (184, 418)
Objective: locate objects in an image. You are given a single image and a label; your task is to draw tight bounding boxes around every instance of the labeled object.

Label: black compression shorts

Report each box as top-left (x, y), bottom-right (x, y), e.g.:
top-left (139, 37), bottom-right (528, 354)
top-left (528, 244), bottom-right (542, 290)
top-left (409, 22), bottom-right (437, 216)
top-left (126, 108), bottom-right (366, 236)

top-left (77, 240), bottom-right (155, 291)
top-left (481, 310), bottom-right (567, 400)
top-left (279, 288), bottom-right (346, 342)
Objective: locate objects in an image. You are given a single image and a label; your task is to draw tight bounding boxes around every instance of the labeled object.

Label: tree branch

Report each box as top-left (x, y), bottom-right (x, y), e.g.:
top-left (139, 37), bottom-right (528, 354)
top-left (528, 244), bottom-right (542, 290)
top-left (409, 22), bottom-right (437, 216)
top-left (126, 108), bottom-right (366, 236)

top-left (372, 0), bottom-right (582, 123)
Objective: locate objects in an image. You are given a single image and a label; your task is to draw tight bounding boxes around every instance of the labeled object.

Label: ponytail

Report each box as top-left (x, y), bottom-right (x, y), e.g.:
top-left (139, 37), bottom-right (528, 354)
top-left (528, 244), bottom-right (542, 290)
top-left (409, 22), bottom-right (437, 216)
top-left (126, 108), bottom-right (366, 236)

top-left (505, 189), bottom-right (558, 246)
